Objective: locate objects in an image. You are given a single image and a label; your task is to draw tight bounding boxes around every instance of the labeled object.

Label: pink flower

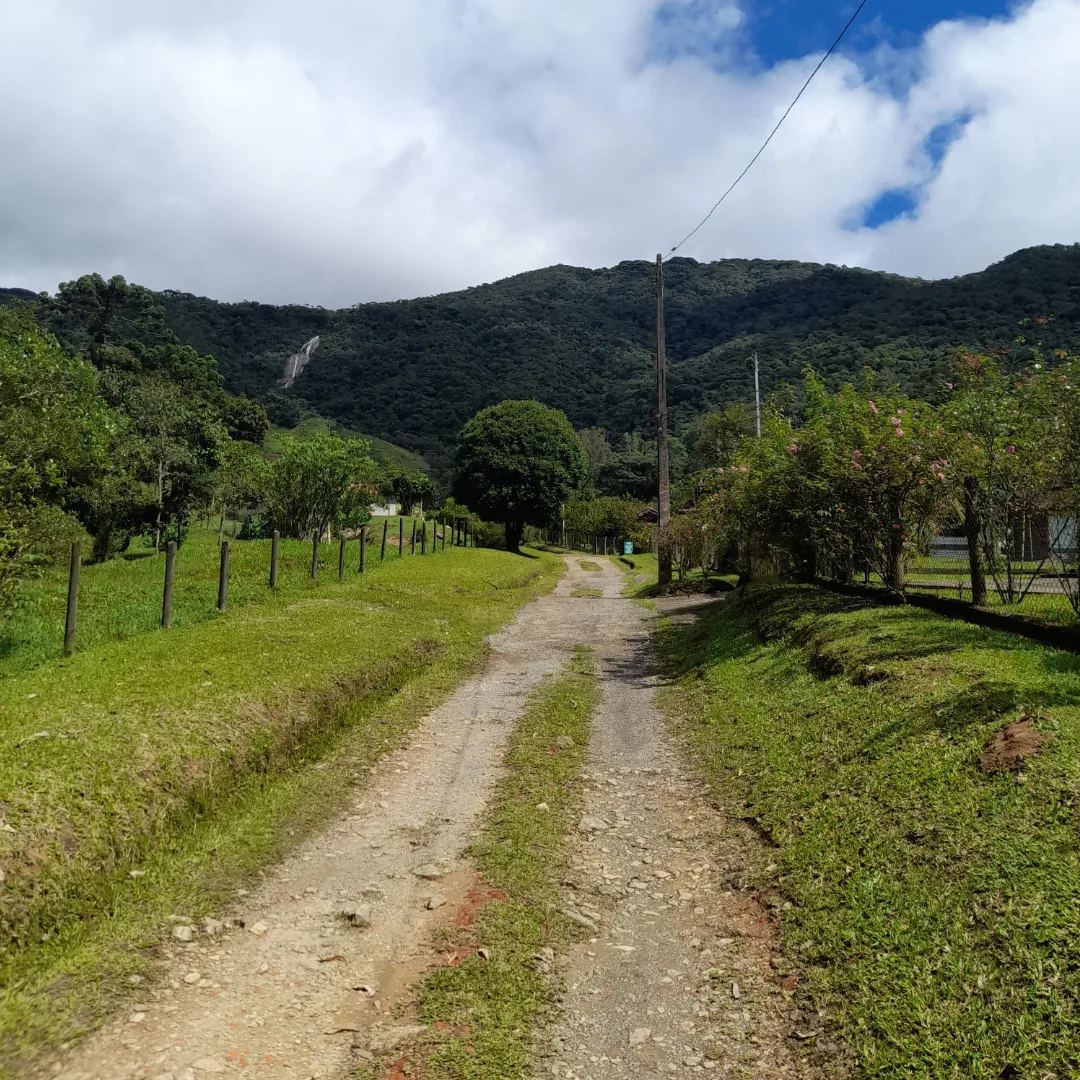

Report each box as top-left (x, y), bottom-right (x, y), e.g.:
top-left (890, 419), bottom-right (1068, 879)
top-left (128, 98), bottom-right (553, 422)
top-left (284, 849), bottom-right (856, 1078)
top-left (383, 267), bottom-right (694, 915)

top-left (895, 428), bottom-right (904, 437)
top-left (892, 523), bottom-right (901, 529)
top-left (967, 432), bottom-right (974, 440)
top-left (897, 408), bottom-right (905, 416)
top-left (869, 401), bottom-right (879, 415)
top-left (716, 466), bottom-right (724, 473)
top-left (937, 472), bottom-right (946, 481)
top-left (891, 417), bottom-right (902, 426)
top-left (946, 382), bottom-right (954, 390)
top-left (1006, 445), bottom-right (1016, 454)
top-left (787, 443), bottom-right (798, 454)
top-left (853, 450), bottom-right (861, 457)
top-left (852, 461), bottom-right (862, 469)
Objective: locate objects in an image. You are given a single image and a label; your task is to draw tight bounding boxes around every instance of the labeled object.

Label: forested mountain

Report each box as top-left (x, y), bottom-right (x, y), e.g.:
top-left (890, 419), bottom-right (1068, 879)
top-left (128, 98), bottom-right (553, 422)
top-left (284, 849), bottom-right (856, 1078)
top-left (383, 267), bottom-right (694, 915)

top-left (13, 244), bottom-right (1080, 472)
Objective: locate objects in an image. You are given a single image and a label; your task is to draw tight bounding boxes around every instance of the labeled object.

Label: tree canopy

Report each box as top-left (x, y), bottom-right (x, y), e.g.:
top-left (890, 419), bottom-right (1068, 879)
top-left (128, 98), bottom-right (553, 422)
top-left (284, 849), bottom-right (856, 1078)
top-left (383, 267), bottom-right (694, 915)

top-left (453, 400), bottom-right (588, 552)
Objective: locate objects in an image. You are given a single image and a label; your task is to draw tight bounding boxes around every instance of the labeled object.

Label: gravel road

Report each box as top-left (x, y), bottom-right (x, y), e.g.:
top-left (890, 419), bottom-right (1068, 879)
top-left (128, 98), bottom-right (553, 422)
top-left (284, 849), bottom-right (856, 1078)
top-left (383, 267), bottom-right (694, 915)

top-left (45, 557), bottom-right (831, 1080)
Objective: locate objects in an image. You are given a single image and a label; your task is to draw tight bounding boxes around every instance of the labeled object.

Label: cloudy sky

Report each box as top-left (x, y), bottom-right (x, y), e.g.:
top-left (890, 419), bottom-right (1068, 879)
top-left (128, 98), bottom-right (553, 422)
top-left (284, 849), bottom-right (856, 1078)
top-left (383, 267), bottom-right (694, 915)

top-left (2, 0), bottom-right (1076, 305)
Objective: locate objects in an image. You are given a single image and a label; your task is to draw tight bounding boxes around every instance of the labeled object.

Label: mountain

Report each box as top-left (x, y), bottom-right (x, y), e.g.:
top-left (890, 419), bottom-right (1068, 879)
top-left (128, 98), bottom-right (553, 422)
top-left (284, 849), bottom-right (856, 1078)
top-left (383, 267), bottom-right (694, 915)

top-left (10, 244), bottom-right (1080, 472)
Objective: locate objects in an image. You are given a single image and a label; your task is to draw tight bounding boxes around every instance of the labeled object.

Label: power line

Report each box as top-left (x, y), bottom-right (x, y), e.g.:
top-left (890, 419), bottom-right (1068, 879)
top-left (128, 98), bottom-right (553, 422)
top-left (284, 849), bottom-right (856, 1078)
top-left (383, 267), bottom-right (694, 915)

top-left (664, 0), bottom-right (869, 260)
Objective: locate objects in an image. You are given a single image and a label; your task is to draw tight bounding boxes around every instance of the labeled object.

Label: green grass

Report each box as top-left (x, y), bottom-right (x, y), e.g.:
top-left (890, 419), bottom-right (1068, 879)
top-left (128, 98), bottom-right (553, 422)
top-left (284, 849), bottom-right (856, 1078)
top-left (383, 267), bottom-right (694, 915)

top-left (570, 588), bottom-right (603, 598)
top-left (0, 547), bottom-right (561, 1076)
top-left (658, 584), bottom-right (1080, 1078)
top-left (404, 646), bottom-right (601, 1079)
top-left (0, 521), bottom-right (448, 678)
top-left (264, 418), bottom-right (428, 474)
top-left (577, 561), bottom-right (603, 572)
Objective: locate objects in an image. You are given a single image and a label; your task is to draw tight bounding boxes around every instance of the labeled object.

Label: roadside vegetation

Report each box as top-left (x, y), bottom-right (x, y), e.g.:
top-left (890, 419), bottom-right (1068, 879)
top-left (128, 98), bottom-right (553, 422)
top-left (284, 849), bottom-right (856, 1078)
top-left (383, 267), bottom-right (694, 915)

top-left (659, 583), bottom-right (1080, 1078)
top-left (0, 547), bottom-right (561, 1076)
top-left (395, 646), bottom-right (600, 1080)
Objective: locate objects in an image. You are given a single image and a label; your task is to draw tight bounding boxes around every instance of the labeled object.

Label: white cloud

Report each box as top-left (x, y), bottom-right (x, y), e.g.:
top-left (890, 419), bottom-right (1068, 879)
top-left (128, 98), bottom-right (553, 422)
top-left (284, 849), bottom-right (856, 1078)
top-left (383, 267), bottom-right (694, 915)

top-left (0, 0), bottom-right (1077, 304)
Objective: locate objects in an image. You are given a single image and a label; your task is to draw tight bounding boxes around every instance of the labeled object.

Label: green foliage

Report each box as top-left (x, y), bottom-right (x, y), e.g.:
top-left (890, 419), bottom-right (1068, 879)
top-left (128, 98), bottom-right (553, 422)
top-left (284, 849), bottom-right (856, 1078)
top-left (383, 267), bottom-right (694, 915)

top-left (264, 431), bottom-right (376, 538)
top-left (454, 400), bottom-right (589, 552)
top-left (383, 469), bottom-right (436, 515)
top-left (660, 585), bottom-right (1080, 1077)
top-left (223, 394), bottom-right (270, 443)
top-left (111, 244), bottom-right (1080, 475)
top-left (563, 495), bottom-right (644, 538)
top-left (0, 306), bottom-right (116, 605)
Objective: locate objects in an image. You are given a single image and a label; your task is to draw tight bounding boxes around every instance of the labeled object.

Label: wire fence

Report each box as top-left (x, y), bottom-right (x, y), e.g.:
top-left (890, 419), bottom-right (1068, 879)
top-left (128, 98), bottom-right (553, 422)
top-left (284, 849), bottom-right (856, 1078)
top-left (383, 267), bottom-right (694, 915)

top-left (832, 511), bottom-right (1080, 627)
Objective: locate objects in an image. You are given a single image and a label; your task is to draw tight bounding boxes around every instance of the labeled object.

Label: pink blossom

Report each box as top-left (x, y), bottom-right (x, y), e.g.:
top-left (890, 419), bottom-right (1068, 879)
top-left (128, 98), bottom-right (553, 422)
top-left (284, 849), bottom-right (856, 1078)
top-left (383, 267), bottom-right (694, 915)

top-left (946, 382), bottom-right (954, 390)
top-left (852, 461), bottom-right (862, 469)
top-left (966, 432), bottom-right (974, 439)
top-left (897, 408), bottom-right (905, 416)
top-left (1006, 445), bottom-right (1016, 454)
top-left (895, 428), bottom-right (904, 437)
top-left (891, 417), bottom-right (902, 426)
top-left (869, 401), bottom-right (879, 415)
top-left (787, 443), bottom-right (798, 454)
top-left (853, 450), bottom-right (861, 457)
top-left (716, 466), bottom-right (724, 473)
top-left (937, 472), bottom-right (946, 481)
top-left (892, 523), bottom-right (901, 529)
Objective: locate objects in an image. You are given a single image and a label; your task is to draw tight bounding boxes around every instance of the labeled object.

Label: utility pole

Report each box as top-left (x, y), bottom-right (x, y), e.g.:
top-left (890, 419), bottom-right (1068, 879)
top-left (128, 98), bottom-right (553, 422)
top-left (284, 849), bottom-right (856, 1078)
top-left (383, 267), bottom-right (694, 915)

top-left (655, 254), bottom-right (671, 586)
top-left (752, 351), bottom-right (762, 438)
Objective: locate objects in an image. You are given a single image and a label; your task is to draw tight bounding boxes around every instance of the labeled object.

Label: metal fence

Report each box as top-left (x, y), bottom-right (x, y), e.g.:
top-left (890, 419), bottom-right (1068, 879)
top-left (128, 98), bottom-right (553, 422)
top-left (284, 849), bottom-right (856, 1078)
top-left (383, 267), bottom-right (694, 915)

top-left (852, 513), bottom-right (1080, 626)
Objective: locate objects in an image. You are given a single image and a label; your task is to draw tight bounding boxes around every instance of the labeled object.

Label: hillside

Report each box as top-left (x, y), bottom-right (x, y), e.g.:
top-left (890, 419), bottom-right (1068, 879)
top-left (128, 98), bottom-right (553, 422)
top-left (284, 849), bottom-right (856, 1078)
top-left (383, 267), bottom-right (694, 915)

top-left (9, 244), bottom-right (1080, 471)
top-left (264, 417), bottom-right (428, 473)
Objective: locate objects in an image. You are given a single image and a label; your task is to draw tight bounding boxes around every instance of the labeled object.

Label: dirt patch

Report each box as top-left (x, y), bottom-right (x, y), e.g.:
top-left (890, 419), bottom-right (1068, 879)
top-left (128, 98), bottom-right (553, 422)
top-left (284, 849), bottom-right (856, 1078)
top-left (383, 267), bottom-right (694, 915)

top-left (980, 714), bottom-right (1051, 773)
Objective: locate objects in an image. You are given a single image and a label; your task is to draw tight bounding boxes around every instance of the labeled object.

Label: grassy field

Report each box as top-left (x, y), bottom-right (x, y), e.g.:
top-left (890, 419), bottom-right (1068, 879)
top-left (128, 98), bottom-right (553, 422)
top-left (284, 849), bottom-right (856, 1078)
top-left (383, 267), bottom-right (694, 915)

top-left (0, 544), bottom-right (559, 1076)
top-left (393, 646), bottom-right (600, 1080)
top-left (659, 584), bottom-right (1080, 1078)
top-left (0, 520), bottom-right (450, 678)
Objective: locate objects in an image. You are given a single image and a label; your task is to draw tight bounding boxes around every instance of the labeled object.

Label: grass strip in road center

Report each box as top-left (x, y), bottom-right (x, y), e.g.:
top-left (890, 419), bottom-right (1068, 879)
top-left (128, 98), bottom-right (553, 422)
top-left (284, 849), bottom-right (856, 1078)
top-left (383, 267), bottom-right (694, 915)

top-left (400, 645), bottom-right (600, 1080)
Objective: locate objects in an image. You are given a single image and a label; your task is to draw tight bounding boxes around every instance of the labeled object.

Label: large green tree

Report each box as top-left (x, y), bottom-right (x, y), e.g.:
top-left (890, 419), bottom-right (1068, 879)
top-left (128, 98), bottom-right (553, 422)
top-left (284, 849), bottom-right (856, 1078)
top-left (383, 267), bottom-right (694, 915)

top-left (453, 400), bottom-right (588, 553)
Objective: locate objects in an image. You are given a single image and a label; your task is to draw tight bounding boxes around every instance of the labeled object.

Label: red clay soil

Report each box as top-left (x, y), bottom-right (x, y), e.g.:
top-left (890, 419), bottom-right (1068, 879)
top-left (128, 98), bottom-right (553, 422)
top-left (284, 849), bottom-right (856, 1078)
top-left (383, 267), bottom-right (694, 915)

top-left (981, 714), bottom-right (1051, 773)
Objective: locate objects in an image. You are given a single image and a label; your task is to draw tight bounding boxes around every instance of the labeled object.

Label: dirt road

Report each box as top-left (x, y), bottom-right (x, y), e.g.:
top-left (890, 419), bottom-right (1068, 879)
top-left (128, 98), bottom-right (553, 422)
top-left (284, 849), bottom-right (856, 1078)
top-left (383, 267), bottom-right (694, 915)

top-left (48, 557), bottom-right (823, 1080)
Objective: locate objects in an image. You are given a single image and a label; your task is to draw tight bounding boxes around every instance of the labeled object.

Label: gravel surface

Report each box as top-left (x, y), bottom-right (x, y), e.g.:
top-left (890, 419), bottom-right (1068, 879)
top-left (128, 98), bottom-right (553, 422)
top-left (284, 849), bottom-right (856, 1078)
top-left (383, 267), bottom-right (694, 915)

top-left (534, 590), bottom-right (833, 1080)
top-left (42, 558), bottom-right (633, 1080)
top-left (43, 559), bottom-right (837, 1080)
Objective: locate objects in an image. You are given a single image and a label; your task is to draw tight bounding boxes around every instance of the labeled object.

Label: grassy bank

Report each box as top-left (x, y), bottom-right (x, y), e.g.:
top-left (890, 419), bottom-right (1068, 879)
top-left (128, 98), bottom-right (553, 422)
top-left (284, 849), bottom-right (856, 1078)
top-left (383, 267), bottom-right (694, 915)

top-left (399, 645), bottom-right (600, 1080)
top-left (0, 547), bottom-right (560, 1076)
top-left (659, 584), bottom-right (1080, 1078)
top-left (0, 522), bottom-right (448, 678)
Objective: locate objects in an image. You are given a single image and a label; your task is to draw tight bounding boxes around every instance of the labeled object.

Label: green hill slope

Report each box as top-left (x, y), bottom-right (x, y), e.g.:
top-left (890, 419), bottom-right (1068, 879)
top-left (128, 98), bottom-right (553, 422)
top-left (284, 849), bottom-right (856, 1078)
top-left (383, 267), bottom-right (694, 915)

top-left (9, 244), bottom-right (1080, 473)
top-left (264, 417), bottom-right (427, 473)
top-left (152, 244), bottom-right (1080, 469)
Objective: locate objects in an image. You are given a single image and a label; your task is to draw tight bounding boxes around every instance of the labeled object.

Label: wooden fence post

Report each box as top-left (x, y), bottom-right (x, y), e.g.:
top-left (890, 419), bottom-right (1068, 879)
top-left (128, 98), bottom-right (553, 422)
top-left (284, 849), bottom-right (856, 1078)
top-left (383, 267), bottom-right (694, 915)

top-left (411, 518), bottom-right (417, 555)
top-left (338, 535), bottom-right (346, 581)
top-left (421, 518), bottom-right (427, 555)
top-left (218, 540), bottom-right (230, 612)
top-left (442, 521), bottom-right (446, 551)
top-left (64, 540), bottom-right (81, 655)
top-left (381, 519), bottom-right (388, 562)
top-left (162, 541), bottom-right (177, 628)
top-left (270, 529), bottom-right (280, 587)
top-left (360, 525), bottom-right (368, 572)
top-left (311, 530), bottom-right (319, 580)
top-left (398, 517), bottom-right (404, 558)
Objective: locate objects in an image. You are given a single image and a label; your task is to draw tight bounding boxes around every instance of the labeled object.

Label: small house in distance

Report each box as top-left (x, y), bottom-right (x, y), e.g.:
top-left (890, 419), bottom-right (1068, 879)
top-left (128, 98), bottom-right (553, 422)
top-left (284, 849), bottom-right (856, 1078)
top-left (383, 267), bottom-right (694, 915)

top-left (370, 500), bottom-right (400, 517)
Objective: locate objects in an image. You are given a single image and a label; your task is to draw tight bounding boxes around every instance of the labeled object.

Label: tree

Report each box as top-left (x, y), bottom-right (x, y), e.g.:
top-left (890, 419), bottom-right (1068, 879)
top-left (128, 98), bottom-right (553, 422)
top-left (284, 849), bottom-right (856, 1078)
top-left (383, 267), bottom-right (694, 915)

top-left (265, 433), bottom-right (376, 538)
top-left (0, 306), bottom-right (116, 603)
top-left (215, 439), bottom-right (272, 536)
top-left (223, 394), bottom-right (270, 444)
top-left (453, 400), bottom-right (588, 553)
top-left (384, 469), bottom-right (436, 515)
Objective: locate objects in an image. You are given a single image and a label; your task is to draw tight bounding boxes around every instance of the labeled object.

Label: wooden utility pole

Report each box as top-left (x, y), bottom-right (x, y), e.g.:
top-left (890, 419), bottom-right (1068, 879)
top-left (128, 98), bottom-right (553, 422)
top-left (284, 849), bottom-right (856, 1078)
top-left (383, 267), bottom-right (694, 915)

top-left (655, 254), bottom-right (672, 586)
top-left (752, 351), bottom-right (762, 438)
